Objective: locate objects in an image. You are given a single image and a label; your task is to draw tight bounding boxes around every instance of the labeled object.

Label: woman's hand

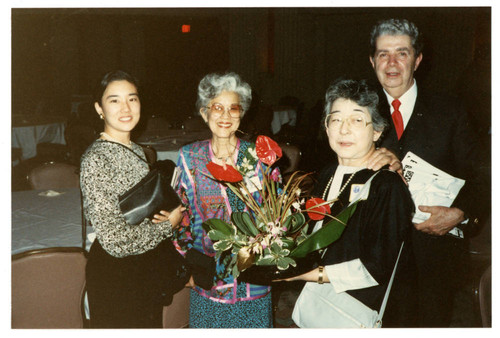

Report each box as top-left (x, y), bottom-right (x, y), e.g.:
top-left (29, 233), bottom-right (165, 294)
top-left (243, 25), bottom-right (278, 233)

top-left (185, 276), bottom-right (196, 288)
top-left (152, 205), bottom-right (186, 229)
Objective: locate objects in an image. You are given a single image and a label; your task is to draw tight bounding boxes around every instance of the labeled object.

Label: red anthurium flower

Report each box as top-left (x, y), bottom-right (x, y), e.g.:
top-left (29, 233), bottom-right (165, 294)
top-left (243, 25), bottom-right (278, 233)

top-left (206, 162), bottom-right (243, 183)
top-left (256, 135), bottom-right (282, 166)
top-left (305, 197), bottom-right (331, 221)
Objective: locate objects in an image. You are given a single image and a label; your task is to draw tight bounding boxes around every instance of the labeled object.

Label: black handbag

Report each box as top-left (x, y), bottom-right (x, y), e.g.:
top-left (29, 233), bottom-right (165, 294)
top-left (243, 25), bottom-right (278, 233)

top-left (111, 141), bottom-right (182, 225)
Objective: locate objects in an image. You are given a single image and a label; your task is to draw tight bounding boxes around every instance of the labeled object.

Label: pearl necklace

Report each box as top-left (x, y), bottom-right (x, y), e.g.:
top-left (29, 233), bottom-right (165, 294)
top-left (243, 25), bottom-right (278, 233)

top-left (100, 132), bottom-right (132, 148)
top-left (322, 170), bottom-right (357, 201)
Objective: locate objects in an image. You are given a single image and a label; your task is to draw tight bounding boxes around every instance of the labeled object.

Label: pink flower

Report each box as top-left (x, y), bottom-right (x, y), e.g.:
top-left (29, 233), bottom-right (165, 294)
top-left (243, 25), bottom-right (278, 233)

top-left (270, 167), bottom-right (282, 182)
top-left (256, 135), bottom-right (282, 166)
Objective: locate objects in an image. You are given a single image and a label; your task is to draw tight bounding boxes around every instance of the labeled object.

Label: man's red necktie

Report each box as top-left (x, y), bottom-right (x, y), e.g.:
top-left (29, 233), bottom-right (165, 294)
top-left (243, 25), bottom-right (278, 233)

top-left (391, 99), bottom-right (404, 140)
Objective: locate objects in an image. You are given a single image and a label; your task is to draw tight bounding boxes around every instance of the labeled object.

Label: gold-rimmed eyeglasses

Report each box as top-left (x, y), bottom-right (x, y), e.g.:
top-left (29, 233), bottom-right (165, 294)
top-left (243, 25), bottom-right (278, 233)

top-left (327, 114), bottom-right (373, 130)
top-left (205, 103), bottom-right (243, 118)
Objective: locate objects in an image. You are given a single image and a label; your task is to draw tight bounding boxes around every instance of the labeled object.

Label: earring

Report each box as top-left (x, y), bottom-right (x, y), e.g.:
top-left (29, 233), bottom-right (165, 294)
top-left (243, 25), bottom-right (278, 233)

top-left (99, 114), bottom-right (104, 120)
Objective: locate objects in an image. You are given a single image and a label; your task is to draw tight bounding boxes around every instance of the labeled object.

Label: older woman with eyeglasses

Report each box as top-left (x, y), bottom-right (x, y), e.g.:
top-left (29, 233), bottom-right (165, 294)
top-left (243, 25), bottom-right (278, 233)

top-left (279, 79), bottom-right (416, 328)
top-left (172, 72), bottom-right (273, 328)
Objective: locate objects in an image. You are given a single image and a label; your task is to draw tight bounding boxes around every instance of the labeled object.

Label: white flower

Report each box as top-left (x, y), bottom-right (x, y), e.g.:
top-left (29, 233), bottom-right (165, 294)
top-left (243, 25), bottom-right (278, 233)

top-left (239, 158), bottom-right (254, 176)
top-left (261, 235), bottom-right (270, 249)
top-left (292, 198), bottom-right (305, 211)
top-left (248, 147), bottom-right (258, 159)
top-left (274, 236), bottom-right (283, 247)
top-left (251, 242), bottom-right (263, 254)
top-left (270, 225), bottom-right (282, 236)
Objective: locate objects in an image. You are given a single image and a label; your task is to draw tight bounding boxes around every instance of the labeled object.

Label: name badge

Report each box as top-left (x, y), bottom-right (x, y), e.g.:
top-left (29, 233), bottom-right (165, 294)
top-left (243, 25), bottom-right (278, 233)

top-left (349, 184), bottom-right (364, 202)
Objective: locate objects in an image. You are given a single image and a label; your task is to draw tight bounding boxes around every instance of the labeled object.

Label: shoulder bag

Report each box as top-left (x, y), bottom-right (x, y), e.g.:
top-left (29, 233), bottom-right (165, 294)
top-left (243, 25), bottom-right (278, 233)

top-left (112, 141), bottom-right (182, 225)
top-left (292, 242), bottom-right (404, 328)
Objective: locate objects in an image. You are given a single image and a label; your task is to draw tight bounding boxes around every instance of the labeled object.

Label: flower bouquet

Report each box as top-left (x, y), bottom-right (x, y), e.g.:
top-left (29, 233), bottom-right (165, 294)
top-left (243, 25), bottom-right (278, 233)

top-left (202, 135), bottom-right (359, 283)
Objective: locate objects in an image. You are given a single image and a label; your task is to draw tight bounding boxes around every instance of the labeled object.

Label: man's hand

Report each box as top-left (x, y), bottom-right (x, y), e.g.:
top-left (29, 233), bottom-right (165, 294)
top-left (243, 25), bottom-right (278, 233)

top-left (414, 206), bottom-right (465, 236)
top-left (367, 147), bottom-right (402, 174)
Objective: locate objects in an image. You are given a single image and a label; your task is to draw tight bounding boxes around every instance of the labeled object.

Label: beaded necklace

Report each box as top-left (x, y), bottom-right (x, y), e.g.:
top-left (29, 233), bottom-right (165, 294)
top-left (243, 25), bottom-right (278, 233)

top-left (212, 142), bottom-right (237, 163)
top-left (322, 170), bottom-right (357, 201)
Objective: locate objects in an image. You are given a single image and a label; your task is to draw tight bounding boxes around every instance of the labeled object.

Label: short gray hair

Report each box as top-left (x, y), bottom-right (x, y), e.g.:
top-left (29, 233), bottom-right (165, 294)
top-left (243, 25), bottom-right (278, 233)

top-left (323, 78), bottom-right (388, 133)
top-left (370, 18), bottom-right (423, 57)
top-left (196, 72), bottom-right (252, 117)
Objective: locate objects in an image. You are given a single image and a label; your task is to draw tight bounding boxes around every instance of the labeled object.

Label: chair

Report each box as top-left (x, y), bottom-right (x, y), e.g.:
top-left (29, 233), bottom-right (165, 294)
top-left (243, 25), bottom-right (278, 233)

top-left (11, 247), bottom-right (87, 328)
top-left (36, 142), bottom-right (70, 163)
top-left (162, 287), bottom-right (190, 328)
top-left (27, 162), bottom-right (80, 190)
top-left (472, 265), bottom-right (491, 327)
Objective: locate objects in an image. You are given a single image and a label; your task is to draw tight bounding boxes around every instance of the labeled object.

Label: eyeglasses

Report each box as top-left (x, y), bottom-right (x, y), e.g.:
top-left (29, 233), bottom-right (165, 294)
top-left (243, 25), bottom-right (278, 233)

top-left (205, 103), bottom-right (243, 118)
top-left (327, 114), bottom-right (373, 130)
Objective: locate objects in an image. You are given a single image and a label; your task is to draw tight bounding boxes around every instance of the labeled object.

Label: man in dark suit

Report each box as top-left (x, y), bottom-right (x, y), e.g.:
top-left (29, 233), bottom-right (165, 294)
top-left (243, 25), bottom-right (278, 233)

top-left (368, 18), bottom-right (488, 327)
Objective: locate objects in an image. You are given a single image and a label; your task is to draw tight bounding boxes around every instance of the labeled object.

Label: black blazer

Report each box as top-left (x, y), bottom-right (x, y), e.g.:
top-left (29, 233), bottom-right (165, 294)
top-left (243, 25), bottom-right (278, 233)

top-left (377, 87), bottom-right (488, 228)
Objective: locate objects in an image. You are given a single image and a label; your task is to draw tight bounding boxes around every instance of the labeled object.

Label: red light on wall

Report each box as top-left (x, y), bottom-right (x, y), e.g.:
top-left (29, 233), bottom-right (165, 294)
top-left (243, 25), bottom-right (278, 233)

top-left (182, 25), bottom-right (191, 33)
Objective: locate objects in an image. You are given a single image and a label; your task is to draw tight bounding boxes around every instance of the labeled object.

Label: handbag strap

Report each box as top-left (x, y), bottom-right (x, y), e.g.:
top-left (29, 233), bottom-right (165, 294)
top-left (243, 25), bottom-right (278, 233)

top-left (101, 139), bottom-right (151, 167)
top-left (343, 169), bottom-right (404, 324)
top-left (376, 241), bottom-right (405, 323)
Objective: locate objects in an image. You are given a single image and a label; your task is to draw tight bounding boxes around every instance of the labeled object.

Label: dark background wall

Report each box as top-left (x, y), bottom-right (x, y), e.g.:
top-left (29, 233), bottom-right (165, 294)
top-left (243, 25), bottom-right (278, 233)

top-left (11, 7), bottom-right (490, 126)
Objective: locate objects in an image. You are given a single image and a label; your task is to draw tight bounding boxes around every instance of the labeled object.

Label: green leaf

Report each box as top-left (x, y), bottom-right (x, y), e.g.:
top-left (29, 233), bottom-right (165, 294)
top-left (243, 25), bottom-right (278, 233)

top-left (207, 229), bottom-right (230, 241)
top-left (282, 213), bottom-right (306, 234)
top-left (202, 219), bottom-right (233, 236)
top-left (270, 242), bottom-right (282, 253)
top-left (213, 240), bottom-right (233, 251)
top-left (290, 201), bottom-right (358, 258)
top-left (277, 257), bottom-right (297, 270)
top-left (277, 247), bottom-right (290, 256)
top-left (231, 212), bottom-right (259, 237)
top-left (255, 256), bottom-right (276, 266)
top-left (281, 237), bottom-right (295, 250)
top-left (232, 264), bottom-right (240, 278)
top-left (231, 242), bottom-right (243, 253)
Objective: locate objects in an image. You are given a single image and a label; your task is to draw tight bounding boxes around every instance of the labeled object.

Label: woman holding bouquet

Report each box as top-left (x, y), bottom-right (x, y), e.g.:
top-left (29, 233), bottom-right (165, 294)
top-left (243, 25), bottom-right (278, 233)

top-left (172, 72), bottom-right (273, 328)
top-left (281, 79), bottom-right (416, 328)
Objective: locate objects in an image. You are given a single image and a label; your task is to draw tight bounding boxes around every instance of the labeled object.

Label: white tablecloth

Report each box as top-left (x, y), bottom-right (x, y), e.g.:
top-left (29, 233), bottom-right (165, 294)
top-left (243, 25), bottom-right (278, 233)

top-left (271, 109), bottom-right (297, 134)
top-left (138, 129), bottom-right (211, 163)
top-left (11, 188), bottom-right (92, 255)
top-left (12, 122), bottom-right (66, 161)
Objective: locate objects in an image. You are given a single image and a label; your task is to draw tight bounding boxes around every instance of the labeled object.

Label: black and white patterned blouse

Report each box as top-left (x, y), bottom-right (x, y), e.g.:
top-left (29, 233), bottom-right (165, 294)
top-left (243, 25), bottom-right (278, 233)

top-left (80, 139), bottom-right (173, 258)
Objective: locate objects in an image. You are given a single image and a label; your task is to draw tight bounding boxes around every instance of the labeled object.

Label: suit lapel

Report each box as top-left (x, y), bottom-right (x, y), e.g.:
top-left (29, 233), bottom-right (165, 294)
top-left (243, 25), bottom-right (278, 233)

top-left (378, 92), bottom-right (401, 155)
top-left (399, 94), bottom-right (428, 152)
top-left (378, 88), bottom-right (429, 159)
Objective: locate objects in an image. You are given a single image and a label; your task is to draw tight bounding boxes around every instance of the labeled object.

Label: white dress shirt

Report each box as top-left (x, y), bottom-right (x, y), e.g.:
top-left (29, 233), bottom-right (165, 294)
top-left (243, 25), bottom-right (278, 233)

top-left (384, 80), bottom-right (418, 129)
